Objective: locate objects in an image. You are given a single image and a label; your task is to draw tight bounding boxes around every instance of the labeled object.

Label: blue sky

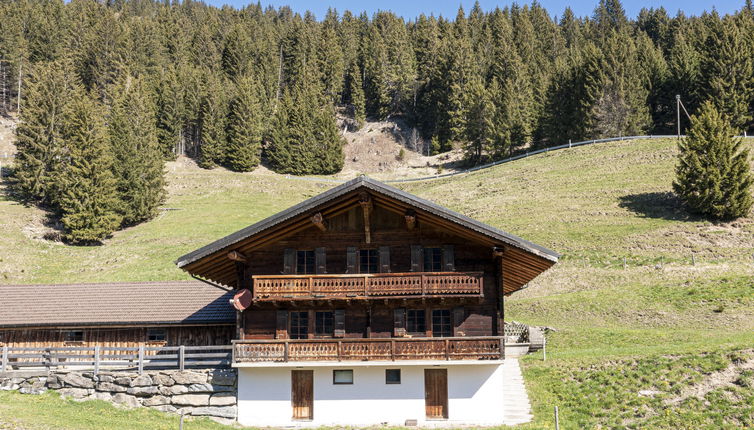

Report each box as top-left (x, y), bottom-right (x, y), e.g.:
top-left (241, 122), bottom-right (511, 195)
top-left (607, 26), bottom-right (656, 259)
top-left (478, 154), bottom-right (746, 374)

top-left (204, 0), bottom-right (745, 20)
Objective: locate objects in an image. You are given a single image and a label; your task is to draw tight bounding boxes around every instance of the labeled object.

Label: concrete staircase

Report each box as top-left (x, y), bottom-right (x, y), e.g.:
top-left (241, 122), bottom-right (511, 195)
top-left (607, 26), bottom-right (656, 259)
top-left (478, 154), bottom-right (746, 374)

top-left (500, 359), bottom-right (534, 426)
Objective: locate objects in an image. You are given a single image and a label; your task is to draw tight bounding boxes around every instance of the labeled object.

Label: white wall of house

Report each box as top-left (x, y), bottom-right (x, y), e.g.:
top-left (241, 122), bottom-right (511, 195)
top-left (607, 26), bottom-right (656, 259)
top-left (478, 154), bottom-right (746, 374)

top-left (236, 362), bottom-right (507, 427)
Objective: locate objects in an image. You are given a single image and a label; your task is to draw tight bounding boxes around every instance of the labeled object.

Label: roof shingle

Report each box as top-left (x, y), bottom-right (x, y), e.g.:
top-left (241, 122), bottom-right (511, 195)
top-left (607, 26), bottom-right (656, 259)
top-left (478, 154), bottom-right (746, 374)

top-left (0, 281), bottom-right (235, 327)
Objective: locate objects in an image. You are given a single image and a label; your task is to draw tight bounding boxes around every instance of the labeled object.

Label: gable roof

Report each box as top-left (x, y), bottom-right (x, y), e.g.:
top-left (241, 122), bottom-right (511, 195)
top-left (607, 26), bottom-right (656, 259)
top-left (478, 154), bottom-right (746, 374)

top-left (0, 281), bottom-right (235, 328)
top-left (176, 176), bottom-right (559, 293)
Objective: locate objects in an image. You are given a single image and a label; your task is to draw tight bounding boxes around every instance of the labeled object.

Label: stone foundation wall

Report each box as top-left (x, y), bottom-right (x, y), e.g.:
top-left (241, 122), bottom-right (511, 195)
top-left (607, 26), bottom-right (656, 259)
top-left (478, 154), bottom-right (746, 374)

top-left (0, 369), bottom-right (237, 422)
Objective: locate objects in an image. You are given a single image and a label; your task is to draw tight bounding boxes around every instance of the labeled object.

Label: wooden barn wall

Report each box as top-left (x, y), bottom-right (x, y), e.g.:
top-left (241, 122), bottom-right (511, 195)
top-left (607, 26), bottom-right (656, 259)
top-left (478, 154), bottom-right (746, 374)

top-left (0, 325), bottom-right (234, 348)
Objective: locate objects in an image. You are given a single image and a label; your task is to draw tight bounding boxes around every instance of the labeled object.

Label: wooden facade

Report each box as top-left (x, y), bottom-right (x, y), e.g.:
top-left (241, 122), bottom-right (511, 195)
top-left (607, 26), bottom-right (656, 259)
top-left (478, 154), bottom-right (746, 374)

top-left (177, 177), bottom-right (559, 364)
top-left (0, 325), bottom-right (234, 349)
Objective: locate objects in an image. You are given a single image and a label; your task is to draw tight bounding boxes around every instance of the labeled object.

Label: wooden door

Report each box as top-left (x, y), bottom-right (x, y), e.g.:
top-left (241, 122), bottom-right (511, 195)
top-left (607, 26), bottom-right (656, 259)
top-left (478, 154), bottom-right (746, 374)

top-left (291, 370), bottom-right (313, 420)
top-left (424, 369), bottom-right (448, 419)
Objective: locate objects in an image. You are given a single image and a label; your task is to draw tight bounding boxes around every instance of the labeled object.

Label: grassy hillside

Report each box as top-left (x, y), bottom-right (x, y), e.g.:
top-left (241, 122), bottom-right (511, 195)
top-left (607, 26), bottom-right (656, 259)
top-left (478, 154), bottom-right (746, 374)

top-left (1, 137), bottom-right (753, 429)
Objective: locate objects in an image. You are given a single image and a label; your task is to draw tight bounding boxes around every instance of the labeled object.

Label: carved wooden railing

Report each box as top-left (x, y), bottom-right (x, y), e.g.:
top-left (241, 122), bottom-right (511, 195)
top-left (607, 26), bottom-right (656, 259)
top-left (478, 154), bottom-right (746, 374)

top-left (232, 337), bottom-right (503, 363)
top-left (251, 272), bottom-right (483, 301)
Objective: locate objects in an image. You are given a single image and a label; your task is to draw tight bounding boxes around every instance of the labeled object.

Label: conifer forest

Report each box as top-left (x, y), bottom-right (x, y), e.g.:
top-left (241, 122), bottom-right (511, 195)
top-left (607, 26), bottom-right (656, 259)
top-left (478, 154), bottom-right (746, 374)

top-left (3, 0), bottom-right (754, 241)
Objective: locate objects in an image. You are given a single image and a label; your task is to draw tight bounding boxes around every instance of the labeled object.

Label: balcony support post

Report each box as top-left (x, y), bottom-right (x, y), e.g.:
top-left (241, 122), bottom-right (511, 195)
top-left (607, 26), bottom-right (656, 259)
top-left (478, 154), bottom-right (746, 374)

top-left (391, 340), bottom-right (396, 361)
top-left (445, 339), bottom-right (450, 360)
top-left (284, 341), bottom-right (289, 362)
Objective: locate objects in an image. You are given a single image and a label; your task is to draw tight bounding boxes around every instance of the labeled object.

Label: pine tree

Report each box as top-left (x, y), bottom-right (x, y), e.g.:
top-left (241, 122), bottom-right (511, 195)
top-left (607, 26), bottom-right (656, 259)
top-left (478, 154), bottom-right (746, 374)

top-left (155, 67), bottom-right (184, 159)
top-left (109, 76), bottom-right (166, 226)
top-left (347, 62), bottom-right (365, 127)
top-left (57, 90), bottom-right (121, 243)
top-left (12, 61), bottom-right (74, 204)
top-left (700, 18), bottom-right (754, 131)
top-left (464, 77), bottom-right (495, 163)
top-left (673, 101), bottom-right (753, 220)
top-left (198, 73), bottom-right (229, 168)
top-left (225, 74), bottom-right (263, 172)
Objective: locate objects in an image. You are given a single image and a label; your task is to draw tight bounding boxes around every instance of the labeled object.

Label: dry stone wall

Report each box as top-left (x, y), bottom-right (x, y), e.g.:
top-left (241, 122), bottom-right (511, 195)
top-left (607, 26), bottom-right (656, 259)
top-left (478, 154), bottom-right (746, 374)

top-left (0, 369), bottom-right (237, 422)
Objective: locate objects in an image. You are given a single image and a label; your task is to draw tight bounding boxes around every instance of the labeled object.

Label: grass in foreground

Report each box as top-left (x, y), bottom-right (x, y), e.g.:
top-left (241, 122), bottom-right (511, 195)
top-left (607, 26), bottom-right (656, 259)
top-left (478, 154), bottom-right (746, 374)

top-left (0, 391), bottom-right (234, 430)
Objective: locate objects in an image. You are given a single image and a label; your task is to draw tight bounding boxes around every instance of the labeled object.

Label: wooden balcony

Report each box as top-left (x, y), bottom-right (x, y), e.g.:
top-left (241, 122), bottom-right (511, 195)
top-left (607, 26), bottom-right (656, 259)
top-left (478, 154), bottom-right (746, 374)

top-left (233, 337), bottom-right (503, 363)
top-left (251, 271), bottom-right (483, 301)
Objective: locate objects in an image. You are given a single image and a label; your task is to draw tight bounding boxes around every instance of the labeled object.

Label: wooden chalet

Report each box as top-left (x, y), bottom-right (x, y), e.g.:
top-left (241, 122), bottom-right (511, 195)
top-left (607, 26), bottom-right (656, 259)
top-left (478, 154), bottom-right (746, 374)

top-left (0, 281), bottom-right (235, 349)
top-left (176, 176), bottom-right (558, 426)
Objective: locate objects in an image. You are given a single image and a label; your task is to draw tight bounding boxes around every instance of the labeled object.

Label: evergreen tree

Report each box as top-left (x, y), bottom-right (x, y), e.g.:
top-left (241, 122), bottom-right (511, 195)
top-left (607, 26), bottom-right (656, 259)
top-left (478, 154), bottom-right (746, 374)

top-left (226, 74), bottom-right (263, 172)
top-left (109, 76), bottom-right (166, 226)
top-left (700, 18), bottom-right (754, 131)
top-left (464, 77), bottom-right (495, 163)
top-left (673, 101), bottom-right (753, 220)
top-left (57, 90), bottom-right (121, 243)
top-left (155, 66), bottom-right (184, 159)
top-left (346, 62), bottom-right (365, 127)
top-left (197, 73), bottom-right (229, 168)
top-left (13, 61), bottom-right (74, 204)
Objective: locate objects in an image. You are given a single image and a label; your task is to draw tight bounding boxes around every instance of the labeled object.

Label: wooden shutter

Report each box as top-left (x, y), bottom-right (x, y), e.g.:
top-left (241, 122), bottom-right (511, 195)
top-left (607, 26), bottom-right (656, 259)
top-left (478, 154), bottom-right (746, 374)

top-left (315, 247), bottom-right (326, 274)
top-left (276, 310), bottom-right (288, 339)
top-left (334, 309), bottom-right (345, 338)
top-left (393, 307), bottom-right (406, 337)
top-left (379, 246), bottom-right (390, 273)
top-left (346, 247), bottom-right (357, 274)
top-left (453, 306), bottom-right (465, 336)
top-left (410, 245), bottom-right (424, 272)
top-left (283, 248), bottom-right (296, 274)
top-left (442, 245), bottom-right (455, 271)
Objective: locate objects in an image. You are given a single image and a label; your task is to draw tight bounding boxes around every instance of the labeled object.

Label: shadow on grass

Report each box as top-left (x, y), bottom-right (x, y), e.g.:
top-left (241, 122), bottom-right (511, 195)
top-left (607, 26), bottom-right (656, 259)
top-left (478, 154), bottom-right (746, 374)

top-left (618, 191), bottom-right (700, 222)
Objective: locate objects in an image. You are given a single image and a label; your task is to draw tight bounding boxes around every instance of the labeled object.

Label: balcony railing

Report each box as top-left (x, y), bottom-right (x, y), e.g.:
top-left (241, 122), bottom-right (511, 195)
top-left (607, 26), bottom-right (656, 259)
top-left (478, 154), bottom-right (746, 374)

top-left (232, 337), bottom-right (503, 363)
top-left (251, 271), bottom-right (483, 301)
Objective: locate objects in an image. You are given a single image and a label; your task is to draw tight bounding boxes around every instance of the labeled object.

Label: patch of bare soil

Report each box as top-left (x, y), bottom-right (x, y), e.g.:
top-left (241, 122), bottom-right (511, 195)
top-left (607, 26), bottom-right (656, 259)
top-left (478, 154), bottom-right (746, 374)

top-left (336, 115), bottom-right (465, 179)
top-left (0, 114), bottom-right (16, 158)
top-left (665, 349), bottom-right (754, 406)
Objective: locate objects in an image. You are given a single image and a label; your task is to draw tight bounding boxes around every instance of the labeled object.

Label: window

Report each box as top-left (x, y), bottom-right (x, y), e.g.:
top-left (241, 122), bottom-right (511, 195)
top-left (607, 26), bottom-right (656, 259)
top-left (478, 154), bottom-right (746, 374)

top-left (333, 369), bottom-right (353, 384)
top-left (296, 250), bottom-right (315, 274)
top-left (406, 309), bottom-right (426, 334)
top-left (424, 247), bottom-right (443, 272)
top-left (64, 330), bottom-right (84, 342)
top-left (432, 310), bottom-right (452, 337)
top-left (290, 311), bottom-right (309, 339)
top-left (385, 369), bottom-right (401, 384)
top-left (359, 249), bottom-right (378, 273)
top-left (147, 328), bottom-right (167, 342)
top-left (315, 311), bottom-right (334, 336)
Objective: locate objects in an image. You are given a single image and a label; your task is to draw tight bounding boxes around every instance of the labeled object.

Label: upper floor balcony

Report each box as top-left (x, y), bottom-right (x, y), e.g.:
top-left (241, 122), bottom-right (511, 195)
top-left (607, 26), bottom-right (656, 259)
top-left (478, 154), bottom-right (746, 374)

top-left (251, 271), bottom-right (483, 301)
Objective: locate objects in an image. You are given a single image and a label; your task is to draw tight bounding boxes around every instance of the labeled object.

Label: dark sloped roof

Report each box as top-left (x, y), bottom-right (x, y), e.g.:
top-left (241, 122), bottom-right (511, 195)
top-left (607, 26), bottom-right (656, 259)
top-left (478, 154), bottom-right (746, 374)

top-left (176, 176), bottom-right (559, 269)
top-left (0, 281), bottom-right (235, 328)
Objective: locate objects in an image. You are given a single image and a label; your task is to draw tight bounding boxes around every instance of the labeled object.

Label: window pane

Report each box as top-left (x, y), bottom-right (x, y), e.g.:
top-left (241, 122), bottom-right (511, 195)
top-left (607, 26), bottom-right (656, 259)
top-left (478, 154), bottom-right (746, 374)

top-left (65, 330), bottom-right (84, 342)
top-left (290, 311), bottom-right (309, 339)
top-left (147, 328), bottom-right (167, 341)
top-left (333, 369), bottom-right (353, 384)
top-left (406, 309), bottom-right (426, 334)
top-left (315, 311), bottom-right (334, 335)
top-left (296, 250), bottom-right (315, 274)
top-left (432, 309), bottom-right (452, 337)
top-left (423, 248), bottom-right (442, 272)
top-left (385, 369), bottom-right (401, 384)
top-left (359, 249), bottom-right (378, 273)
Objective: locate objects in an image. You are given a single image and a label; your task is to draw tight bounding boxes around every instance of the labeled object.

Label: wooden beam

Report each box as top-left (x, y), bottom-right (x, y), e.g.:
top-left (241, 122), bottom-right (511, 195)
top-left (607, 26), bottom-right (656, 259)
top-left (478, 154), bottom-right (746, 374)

top-left (404, 209), bottom-right (417, 230)
top-left (227, 251), bottom-right (246, 263)
top-left (359, 192), bottom-right (373, 244)
top-left (310, 212), bottom-right (327, 232)
top-left (492, 246), bottom-right (505, 258)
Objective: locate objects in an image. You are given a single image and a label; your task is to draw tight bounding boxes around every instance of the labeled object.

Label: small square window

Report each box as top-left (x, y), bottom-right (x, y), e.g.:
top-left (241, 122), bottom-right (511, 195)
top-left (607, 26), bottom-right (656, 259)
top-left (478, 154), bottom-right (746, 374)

top-left (333, 369), bottom-right (353, 384)
top-left (385, 369), bottom-right (401, 384)
top-left (64, 330), bottom-right (84, 342)
top-left (147, 328), bottom-right (167, 342)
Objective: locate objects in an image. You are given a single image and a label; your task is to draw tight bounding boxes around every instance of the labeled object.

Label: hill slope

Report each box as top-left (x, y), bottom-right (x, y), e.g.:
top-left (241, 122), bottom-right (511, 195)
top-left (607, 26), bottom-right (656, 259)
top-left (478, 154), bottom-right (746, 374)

top-left (1, 137), bottom-right (753, 429)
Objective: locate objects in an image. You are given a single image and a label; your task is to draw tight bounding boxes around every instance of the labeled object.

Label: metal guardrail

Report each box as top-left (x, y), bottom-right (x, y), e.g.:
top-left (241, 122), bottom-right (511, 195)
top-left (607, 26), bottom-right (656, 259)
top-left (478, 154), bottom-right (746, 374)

top-left (0, 344), bottom-right (232, 374)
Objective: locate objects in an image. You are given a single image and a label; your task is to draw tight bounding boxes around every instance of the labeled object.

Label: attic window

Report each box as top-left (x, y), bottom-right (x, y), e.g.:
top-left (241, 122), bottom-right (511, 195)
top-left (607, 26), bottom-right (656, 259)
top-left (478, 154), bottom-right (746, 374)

top-left (147, 328), bottom-right (167, 342)
top-left (64, 330), bottom-right (84, 342)
top-left (359, 249), bottom-right (378, 273)
top-left (296, 250), bottom-right (315, 274)
top-left (423, 248), bottom-right (443, 272)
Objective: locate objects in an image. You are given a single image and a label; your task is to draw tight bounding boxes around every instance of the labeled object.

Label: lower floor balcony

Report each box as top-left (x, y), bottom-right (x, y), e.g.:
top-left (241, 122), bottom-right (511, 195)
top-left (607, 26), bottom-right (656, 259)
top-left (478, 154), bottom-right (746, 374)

top-left (232, 336), bottom-right (504, 364)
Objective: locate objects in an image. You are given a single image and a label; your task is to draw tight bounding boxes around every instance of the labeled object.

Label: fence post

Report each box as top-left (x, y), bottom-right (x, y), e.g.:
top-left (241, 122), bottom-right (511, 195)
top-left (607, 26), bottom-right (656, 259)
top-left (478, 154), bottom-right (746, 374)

top-left (691, 254), bottom-right (695, 266)
top-left (623, 257), bottom-right (627, 270)
top-left (1, 345), bottom-right (7, 372)
top-left (138, 345), bottom-right (144, 375)
top-left (554, 406), bottom-right (560, 430)
top-left (543, 337), bottom-right (547, 362)
top-left (179, 345), bottom-right (185, 371)
top-left (94, 345), bottom-right (100, 375)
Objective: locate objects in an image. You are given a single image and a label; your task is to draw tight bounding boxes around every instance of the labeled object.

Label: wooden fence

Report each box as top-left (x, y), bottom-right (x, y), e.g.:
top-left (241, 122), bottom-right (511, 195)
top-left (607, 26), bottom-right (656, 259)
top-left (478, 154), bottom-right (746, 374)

top-left (0, 345), bottom-right (232, 374)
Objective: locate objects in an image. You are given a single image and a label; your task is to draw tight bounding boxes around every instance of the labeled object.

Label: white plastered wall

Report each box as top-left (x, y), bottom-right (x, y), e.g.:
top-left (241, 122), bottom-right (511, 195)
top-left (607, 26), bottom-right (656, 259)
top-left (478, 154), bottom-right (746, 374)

top-left (237, 363), bottom-right (506, 427)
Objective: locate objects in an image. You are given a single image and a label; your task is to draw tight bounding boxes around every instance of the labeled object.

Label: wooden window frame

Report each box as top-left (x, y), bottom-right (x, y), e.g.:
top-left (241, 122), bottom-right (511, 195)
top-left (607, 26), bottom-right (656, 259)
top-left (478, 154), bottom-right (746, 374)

top-left (289, 311), bottom-right (309, 340)
top-left (431, 309), bottom-right (452, 338)
top-left (423, 247), bottom-right (443, 272)
top-left (358, 249), bottom-right (379, 274)
top-left (333, 369), bottom-right (354, 385)
top-left (64, 330), bottom-right (84, 343)
top-left (385, 369), bottom-right (401, 384)
top-left (406, 309), bottom-right (427, 336)
top-left (296, 250), bottom-right (316, 275)
top-left (146, 328), bottom-right (167, 342)
top-left (314, 311), bottom-right (334, 336)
